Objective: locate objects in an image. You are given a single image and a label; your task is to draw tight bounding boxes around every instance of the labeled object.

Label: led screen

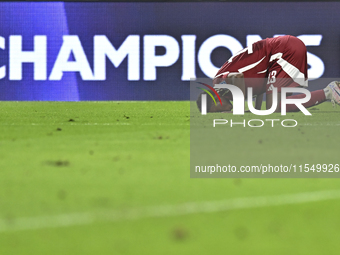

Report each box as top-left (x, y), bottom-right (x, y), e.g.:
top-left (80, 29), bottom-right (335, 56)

top-left (0, 2), bottom-right (339, 100)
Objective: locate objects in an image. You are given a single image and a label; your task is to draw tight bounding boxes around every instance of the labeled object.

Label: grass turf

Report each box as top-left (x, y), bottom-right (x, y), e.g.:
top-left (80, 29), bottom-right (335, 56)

top-left (0, 101), bottom-right (340, 255)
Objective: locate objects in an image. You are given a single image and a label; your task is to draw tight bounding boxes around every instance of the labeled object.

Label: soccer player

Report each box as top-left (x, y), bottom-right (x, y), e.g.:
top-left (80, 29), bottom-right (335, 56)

top-left (197, 35), bottom-right (340, 113)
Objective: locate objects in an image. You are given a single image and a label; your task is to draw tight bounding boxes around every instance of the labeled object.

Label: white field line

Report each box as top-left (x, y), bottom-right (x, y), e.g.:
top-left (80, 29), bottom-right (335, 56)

top-left (1, 189), bottom-right (340, 233)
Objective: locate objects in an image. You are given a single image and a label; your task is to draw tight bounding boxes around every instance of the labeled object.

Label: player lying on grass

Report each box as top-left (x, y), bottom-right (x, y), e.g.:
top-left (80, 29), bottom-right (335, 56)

top-left (197, 35), bottom-right (340, 112)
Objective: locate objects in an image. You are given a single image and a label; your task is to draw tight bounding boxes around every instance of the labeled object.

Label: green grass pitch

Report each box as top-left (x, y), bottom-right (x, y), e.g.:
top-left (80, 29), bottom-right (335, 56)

top-left (0, 101), bottom-right (340, 255)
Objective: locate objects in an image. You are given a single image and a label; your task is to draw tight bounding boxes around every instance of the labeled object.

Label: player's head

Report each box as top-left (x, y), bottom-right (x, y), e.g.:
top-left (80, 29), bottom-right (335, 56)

top-left (196, 91), bottom-right (233, 113)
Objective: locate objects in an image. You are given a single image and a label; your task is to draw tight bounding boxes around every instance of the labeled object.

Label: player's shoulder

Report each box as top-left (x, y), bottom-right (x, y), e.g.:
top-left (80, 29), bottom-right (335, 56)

top-left (264, 35), bottom-right (299, 45)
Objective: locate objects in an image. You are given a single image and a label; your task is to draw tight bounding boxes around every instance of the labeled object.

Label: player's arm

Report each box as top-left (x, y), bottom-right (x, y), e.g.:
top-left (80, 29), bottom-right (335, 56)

top-left (255, 93), bottom-right (264, 110)
top-left (225, 72), bottom-right (246, 98)
top-left (266, 93), bottom-right (279, 112)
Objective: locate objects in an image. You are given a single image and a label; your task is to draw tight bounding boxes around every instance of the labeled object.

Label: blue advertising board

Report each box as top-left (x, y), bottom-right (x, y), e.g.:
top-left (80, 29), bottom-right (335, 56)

top-left (0, 2), bottom-right (339, 100)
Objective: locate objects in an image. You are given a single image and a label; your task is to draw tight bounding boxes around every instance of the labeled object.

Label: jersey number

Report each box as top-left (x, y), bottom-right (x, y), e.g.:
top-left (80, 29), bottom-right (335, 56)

top-left (267, 70), bottom-right (277, 84)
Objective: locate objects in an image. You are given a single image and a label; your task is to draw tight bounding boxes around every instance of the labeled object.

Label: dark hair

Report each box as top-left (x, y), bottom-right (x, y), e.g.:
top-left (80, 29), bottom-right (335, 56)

top-left (196, 91), bottom-right (214, 113)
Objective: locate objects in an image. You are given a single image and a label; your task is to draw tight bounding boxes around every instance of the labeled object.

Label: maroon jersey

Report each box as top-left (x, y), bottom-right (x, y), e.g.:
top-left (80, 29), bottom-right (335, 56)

top-left (214, 35), bottom-right (308, 99)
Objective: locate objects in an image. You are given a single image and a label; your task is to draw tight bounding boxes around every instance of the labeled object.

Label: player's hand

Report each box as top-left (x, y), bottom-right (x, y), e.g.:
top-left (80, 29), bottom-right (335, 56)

top-left (213, 77), bottom-right (224, 85)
